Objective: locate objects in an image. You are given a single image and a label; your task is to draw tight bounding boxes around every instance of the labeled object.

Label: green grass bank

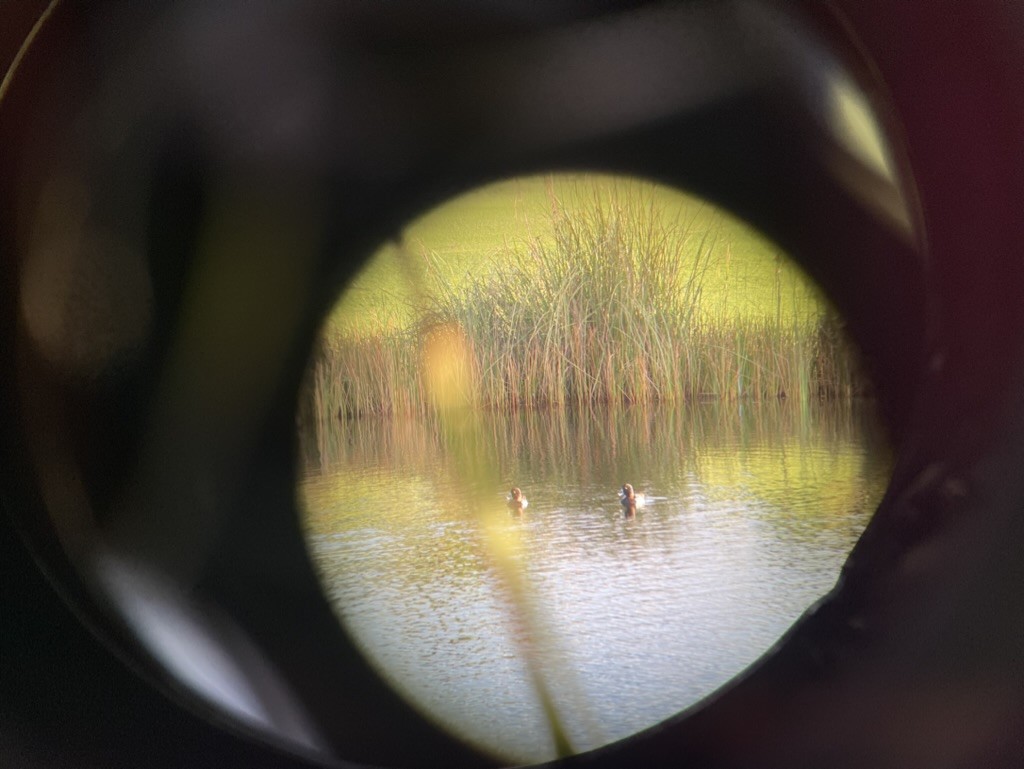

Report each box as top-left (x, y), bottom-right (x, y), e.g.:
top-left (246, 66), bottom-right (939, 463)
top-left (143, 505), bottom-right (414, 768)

top-left (302, 175), bottom-right (868, 428)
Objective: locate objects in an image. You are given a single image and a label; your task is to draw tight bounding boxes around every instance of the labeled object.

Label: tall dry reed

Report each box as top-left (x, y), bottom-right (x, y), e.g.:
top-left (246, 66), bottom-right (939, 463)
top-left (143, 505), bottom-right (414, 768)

top-left (301, 184), bottom-right (868, 437)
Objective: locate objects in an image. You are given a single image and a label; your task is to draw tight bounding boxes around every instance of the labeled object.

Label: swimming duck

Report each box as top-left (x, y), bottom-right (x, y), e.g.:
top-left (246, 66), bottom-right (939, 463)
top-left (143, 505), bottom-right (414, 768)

top-left (507, 487), bottom-right (529, 510)
top-left (619, 483), bottom-right (646, 509)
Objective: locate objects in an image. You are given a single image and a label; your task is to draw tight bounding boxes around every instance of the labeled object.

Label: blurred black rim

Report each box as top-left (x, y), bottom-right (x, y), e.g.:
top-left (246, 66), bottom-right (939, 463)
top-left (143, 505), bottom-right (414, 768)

top-left (5, 2), bottom-right (1024, 768)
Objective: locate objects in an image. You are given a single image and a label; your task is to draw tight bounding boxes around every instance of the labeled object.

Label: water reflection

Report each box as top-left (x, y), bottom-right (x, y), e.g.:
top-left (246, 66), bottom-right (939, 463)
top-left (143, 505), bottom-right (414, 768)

top-left (299, 402), bottom-right (889, 763)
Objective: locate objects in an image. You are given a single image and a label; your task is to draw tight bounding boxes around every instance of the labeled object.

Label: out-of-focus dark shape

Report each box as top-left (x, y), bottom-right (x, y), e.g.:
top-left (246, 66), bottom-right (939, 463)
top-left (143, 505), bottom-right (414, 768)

top-left (1, 1), bottom-right (1023, 768)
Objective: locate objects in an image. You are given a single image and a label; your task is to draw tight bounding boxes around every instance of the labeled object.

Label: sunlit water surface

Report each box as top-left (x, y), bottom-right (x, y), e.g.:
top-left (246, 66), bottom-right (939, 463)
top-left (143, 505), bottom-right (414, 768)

top-left (300, 403), bottom-right (889, 764)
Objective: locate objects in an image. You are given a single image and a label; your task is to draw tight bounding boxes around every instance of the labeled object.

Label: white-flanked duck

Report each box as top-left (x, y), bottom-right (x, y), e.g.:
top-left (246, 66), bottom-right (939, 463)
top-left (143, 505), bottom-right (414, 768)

top-left (507, 487), bottom-right (529, 510)
top-left (619, 483), bottom-right (647, 509)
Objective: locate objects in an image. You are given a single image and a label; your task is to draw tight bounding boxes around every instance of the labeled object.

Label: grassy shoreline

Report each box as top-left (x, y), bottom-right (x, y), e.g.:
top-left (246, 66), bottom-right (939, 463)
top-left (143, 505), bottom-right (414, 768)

top-left (302, 178), bottom-right (868, 435)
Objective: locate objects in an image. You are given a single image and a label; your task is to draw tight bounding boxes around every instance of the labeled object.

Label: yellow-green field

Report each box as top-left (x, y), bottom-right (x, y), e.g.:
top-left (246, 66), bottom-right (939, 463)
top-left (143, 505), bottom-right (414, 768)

top-left (303, 173), bottom-right (864, 424)
top-left (327, 174), bottom-right (822, 338)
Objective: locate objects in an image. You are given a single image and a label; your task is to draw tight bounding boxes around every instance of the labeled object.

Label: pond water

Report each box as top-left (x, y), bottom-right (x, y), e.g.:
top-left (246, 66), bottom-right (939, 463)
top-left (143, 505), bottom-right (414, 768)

top-left (299, 402), bottom-right (890, 765)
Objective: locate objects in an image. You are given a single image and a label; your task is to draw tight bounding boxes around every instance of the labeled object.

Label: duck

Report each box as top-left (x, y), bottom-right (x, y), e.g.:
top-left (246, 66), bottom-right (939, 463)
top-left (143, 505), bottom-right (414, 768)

top-left (619, 483), bottom-right (646, 509)
top-left (507, 487), bottom-right (529, 510)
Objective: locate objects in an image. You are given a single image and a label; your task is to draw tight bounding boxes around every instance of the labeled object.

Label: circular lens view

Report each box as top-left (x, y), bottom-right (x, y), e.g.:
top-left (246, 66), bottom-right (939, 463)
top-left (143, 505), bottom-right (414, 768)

top-left (297, 174), bottom-right (890, 764)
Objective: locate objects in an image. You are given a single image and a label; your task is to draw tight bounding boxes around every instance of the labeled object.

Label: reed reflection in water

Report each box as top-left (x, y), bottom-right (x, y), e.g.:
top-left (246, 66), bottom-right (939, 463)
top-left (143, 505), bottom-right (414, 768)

top-left (299, 401), bottom-right (890, 763)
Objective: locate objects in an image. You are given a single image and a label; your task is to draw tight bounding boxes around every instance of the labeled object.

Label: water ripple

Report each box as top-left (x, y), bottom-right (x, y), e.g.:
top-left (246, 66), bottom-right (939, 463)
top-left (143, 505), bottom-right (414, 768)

top-left (301, 404), bottom-right (889, 763)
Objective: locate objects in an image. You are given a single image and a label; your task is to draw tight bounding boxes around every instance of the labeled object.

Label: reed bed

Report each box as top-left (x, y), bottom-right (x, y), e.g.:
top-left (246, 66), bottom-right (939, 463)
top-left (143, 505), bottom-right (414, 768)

top-left (302, 185), bottom-right (869, 439)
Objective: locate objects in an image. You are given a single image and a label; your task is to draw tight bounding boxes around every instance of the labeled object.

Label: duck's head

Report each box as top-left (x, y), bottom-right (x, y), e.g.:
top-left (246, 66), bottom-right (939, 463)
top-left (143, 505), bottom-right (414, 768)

top-left (621, 483), bottom-right (635, 499)
top-left (510, 487), bottom-right (523, 501)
